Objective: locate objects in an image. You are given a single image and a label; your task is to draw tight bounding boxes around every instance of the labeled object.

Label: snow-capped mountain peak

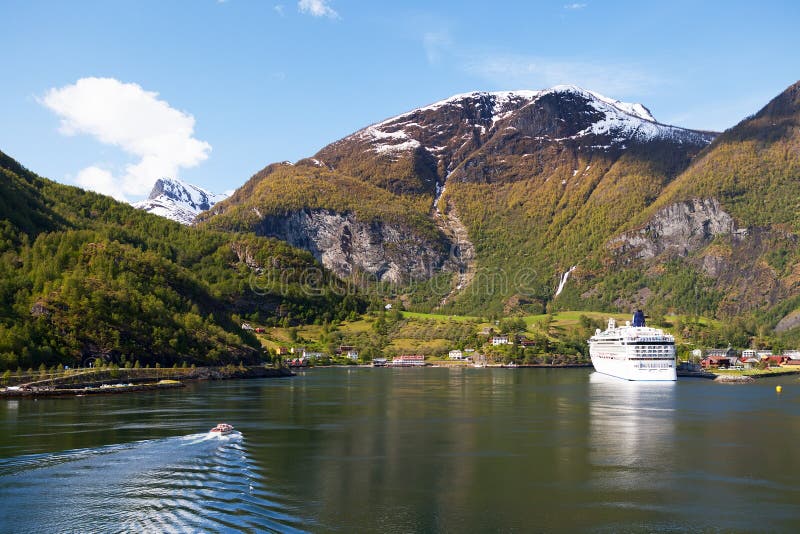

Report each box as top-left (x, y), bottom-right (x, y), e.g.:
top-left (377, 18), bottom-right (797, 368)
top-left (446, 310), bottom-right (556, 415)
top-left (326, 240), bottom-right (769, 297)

top-left (133, 178), bottom-right (228, 225)
top-left (328, 85), bottom-right (715, 164)
top-left (545, 85), bottom-right (657, 122)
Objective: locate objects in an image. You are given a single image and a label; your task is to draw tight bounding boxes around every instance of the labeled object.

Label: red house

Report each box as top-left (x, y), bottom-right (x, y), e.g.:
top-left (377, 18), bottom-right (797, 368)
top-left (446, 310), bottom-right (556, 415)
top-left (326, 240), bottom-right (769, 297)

top-left (762, 355), bottom-right (789, 367)
top-left (701, 356), bottom-right (732, 369)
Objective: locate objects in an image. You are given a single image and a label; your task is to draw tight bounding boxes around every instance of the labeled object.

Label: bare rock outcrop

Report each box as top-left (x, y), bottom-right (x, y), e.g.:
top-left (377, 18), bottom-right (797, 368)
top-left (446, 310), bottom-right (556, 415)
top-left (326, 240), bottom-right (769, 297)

top-left (253, 209), bottom-right (452, 283)
top-left (610, 198), bottom-right (736, 260)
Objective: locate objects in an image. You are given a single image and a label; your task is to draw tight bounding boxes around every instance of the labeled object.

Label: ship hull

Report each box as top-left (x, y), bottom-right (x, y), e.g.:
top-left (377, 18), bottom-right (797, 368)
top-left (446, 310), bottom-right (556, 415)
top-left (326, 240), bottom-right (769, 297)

top-left (590, 353), bottom-right (676, 381)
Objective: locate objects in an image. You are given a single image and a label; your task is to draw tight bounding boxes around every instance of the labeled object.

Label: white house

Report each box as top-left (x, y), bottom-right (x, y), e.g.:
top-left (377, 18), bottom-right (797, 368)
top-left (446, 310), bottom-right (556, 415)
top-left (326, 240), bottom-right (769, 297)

top-left (346, 350), bottom-right (359, 360)
top-left (449, 349), bottom-right (464, 360)
top-left (491, 335), bottom-right (510, 346)
top-left (303, 351), bottom-right (325, 359)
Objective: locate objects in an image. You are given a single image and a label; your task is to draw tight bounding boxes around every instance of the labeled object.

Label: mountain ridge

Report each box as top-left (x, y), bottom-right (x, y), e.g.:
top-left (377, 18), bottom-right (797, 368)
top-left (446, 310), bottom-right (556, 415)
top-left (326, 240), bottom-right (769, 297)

top-left (133, 177), bottom-right (228, 225)
top-left (201, 84), bottom-right (717, 312)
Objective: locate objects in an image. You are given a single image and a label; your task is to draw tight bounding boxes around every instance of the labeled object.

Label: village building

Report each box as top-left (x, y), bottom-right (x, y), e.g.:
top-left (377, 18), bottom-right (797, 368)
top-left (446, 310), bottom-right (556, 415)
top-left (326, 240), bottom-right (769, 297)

top-left (518, 336), bottom-right (536, 348)
top-left (389, 354), bottom-right (425, 367)
top-left (448, 349), bottom-right (465, 360)
top-left (705, 347), bottom-right (737, 359)
top-left (336, 345), bottom-right (359, 360)
top-left (783, 350), bottom-right (800, 360)
top-left (762, 355), bottom-right (788, 367)
top-left (740, 357), bottom-right (760, 370)
top-left (701, 355), bottom-right (733, 369)
top-left (491, 335), bottom-right (510, 346)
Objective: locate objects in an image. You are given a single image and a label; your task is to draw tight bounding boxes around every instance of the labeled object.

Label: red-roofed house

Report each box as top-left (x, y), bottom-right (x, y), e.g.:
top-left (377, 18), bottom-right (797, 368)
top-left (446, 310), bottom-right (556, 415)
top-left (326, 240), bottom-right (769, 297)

top-left (701, 356), bottom-right (732, 369)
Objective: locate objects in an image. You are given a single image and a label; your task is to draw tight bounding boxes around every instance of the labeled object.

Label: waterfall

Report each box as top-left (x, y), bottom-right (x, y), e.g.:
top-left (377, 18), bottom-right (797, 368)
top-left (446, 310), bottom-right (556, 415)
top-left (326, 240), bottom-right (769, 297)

top-left (555, 265), bottom-right (577, 297)
top-left (433, 181), bottom-right (446, 214)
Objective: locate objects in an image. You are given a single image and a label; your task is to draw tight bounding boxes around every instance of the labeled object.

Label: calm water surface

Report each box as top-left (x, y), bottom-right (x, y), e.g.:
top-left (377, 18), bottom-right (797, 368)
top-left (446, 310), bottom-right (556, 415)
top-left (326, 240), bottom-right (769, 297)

top-left (2, 368), bottom-right (800, 532)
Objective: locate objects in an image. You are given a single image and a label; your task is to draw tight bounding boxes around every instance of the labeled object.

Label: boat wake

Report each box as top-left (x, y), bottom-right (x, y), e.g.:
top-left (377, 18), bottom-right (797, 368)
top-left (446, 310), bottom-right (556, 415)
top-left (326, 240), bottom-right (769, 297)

top-left (0, 431), bottom-right (303, 533)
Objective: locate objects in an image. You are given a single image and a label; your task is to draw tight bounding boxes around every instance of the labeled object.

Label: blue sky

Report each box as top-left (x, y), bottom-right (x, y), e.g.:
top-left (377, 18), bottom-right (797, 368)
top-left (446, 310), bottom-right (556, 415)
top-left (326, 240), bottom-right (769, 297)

top-left (1, 0), bottom-right (798, 200)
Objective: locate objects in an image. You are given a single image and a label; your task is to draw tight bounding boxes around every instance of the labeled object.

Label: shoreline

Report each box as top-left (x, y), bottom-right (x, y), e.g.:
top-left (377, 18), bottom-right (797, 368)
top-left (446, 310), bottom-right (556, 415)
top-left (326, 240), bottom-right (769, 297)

top-left (0, 365), bottom-right (294, 399)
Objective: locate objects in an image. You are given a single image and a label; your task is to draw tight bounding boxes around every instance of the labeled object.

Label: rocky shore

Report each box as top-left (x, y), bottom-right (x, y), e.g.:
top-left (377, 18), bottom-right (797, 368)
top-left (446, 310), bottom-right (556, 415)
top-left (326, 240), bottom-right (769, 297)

top-left (0, 365), bottom-right (294, 399)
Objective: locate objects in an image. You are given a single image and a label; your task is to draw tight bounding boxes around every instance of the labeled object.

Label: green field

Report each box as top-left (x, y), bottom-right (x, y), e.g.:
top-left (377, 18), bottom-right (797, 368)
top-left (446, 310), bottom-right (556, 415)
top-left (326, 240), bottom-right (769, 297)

top-left (242, 309), bottom-right (737, 364)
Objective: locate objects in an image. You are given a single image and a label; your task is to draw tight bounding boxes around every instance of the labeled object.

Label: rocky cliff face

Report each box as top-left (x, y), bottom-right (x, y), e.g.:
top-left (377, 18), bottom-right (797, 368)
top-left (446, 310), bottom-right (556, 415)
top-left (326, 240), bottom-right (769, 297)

top-left (609, 198), bottom-right (737, 260)
top-left (254, 209), bottom-right (453, 283)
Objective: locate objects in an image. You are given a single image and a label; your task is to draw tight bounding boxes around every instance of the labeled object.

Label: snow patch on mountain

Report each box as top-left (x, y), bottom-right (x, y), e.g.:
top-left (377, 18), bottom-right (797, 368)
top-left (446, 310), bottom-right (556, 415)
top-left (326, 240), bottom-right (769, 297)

top-left (347, 85), bottom-right (714, 156)
top-left (133, 178), bottom-right (228, 225)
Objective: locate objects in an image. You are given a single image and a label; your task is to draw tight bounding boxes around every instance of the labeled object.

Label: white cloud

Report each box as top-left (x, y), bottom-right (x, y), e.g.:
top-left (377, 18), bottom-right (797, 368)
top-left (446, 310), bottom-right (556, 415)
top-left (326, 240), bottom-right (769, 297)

top-left (40, 77), bottom-right (211, 201)
top-left (74, 166), bottom-right (118, 198)
top-left (298, 0), bottom-right (338, 19)
top-left (462, 54), bottom-right (656, 97)
top-left (564, 3), bottom-right (587, 9)
top-left (274, 4), bottom-right (285, 16)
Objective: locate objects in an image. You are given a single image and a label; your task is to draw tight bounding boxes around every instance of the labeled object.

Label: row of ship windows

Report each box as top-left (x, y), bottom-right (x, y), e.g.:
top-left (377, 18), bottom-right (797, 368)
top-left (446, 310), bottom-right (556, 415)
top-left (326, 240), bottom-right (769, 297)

top-left (592, 338), bottom-right (675, 346)
top-left (595, 355), bottom-right (674, 360)
top-left (635, 361), bottom-right (674, 369)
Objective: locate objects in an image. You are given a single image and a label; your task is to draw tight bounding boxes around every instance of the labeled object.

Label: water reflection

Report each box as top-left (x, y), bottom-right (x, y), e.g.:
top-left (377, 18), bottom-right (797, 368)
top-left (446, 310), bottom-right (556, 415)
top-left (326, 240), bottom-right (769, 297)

top-left (589, 372), bottom-right (677, 474)
top-left (4, 369), bottom-right (800, 531)
top-left (587, 371), bottom-right (678, 523)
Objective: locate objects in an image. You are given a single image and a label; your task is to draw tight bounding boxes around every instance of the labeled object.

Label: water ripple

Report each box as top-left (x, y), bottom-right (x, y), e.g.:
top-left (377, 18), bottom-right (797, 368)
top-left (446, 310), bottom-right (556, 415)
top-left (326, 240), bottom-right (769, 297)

top-left (0, 432), bottom-right (305, 533)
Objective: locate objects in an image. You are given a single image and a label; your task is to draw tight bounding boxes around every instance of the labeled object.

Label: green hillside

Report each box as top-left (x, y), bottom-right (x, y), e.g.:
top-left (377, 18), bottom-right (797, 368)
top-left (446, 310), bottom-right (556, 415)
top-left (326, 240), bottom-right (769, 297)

top-left (587, 80), bottom-right (800, 333)
top-left (198, 162), bottom-right (438, 240)
top-left (0, 151), bottom-right (364, 371)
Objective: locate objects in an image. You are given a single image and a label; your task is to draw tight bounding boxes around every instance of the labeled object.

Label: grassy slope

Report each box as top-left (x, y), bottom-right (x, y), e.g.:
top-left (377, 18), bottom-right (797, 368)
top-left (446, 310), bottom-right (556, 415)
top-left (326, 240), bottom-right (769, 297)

top-left (198, 163), bottom-right (439, 241)
top-left (442, 142), bottom-right (696, 315)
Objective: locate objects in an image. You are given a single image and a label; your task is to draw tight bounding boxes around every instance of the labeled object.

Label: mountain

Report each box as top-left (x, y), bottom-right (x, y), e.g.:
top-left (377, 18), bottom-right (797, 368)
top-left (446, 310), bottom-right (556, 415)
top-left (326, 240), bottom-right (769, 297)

top-left (593, 80), bottom-right (800, 329)
top-left (316, 85), bottom-right (713, 193)
top-left (133, 178), bottom-right (228, 224)
top-left (200, 85), bottom-right (716, 312)
top-left (0, 151), bottom-right (363, 372)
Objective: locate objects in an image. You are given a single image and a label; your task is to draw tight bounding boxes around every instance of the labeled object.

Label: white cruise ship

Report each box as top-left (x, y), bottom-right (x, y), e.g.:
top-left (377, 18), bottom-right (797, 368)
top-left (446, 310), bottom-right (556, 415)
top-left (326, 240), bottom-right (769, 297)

top-left (588, 311), bottom-right (676, 381)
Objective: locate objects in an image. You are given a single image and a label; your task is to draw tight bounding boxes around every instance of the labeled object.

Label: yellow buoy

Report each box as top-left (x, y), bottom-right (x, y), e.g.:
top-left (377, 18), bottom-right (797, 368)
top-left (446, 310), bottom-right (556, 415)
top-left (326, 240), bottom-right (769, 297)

top-left (776, 385), bottom-right (782, 393)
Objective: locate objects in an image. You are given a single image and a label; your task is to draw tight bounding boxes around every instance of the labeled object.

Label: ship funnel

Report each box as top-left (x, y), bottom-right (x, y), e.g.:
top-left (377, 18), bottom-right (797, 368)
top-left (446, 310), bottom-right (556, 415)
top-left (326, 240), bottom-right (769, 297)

top-left (632, 309), bottom-right (646, 327)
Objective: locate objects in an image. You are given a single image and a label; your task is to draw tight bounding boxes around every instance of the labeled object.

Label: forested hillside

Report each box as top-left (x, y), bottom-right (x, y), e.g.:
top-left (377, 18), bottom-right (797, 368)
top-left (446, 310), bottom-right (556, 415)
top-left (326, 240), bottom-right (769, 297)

top-left (0, 151), bottom-right (363, 371)
top-left (565, 80), bottom-right (800, 342)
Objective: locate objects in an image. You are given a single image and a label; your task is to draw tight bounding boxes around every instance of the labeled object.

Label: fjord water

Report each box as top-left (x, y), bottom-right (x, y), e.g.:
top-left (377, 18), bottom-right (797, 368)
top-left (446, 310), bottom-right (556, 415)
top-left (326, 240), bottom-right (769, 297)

top-left (2, 369), bottom-right (799, 532)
